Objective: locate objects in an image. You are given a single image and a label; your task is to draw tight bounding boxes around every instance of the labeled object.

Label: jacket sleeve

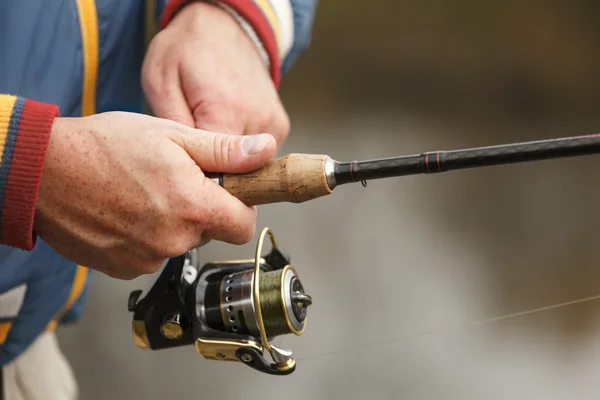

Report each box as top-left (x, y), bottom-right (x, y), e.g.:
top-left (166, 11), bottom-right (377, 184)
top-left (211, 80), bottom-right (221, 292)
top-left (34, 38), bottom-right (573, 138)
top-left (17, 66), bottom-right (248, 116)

top-left (155, 0), bottom-right (320, 87)
top-left (282, 0), bottom-right (319, 74)
top-left (0, 95), bottom-right (58, 251)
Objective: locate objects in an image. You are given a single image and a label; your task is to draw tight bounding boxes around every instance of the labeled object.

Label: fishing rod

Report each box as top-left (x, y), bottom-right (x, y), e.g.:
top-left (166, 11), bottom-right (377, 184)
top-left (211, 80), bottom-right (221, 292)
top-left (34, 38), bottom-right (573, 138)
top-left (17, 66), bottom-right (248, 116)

top-left (206, 133), bottom-right (600, 206)
top-left (127, 133), bottom-right (600, 377)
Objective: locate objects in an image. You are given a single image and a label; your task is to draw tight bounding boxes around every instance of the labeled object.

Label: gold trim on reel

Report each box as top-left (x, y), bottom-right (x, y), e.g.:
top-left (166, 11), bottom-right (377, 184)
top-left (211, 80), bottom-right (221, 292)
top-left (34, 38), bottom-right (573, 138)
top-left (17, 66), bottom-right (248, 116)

top-left (250, 227), bottom-right (310, 372)
top-left (128, 227), bottom-right (311, 376)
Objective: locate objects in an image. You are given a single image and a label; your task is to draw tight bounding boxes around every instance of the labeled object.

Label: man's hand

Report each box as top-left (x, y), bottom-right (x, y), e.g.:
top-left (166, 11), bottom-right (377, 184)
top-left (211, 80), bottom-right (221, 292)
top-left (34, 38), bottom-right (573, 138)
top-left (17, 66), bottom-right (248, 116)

top-left (33, 112), bottom-right (276, 280)
top-left (142, 2), bottom-right (290, 147)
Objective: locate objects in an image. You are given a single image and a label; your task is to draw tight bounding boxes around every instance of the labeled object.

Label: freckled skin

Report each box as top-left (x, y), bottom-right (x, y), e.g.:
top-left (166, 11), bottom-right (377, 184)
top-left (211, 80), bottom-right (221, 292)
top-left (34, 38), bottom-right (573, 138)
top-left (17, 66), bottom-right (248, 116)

top-left (33, 112), bottom-right (276, 280)
top-left (32, 3), bottom-right (290, 281)
top-left (141, 2), bottom-right (290, 149)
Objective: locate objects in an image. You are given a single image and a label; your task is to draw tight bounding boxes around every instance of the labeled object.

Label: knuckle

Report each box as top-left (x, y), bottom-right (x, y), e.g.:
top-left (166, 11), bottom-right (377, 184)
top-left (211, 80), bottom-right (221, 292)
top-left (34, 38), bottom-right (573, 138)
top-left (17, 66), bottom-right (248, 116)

top-left (104, 261), bottom-right (149, 281)
top-left (115, 271), bottom-right (138, 281)
top-left (192, 102), bottom-right (210, 124)
top-left (143, 260), bottom-right (164, 275)
top-left (133, 259), bottom-right (163, 277)
top-left (277, 112), bottom-right (291, 135)
top-left (212, 134), bottom-right (236, 166)
top-left (194, 99), bottom-right (233, 126)
top-left (141, 64), bottom-right (176, 105)
top-left (211, 135), bottom-right (223, 165)
top-left (152, 237), bottom-right (191, 259)
top-left (141, 66), bottom-right (155, 91)
top-left (231, 214), bottom-right (257, 245)
top-left (238, 224), bottom-right (256, 244)
top-left (270, 110), bottom-right (290, 141)
top-left (179, 229), bottom-right (203, 253)
top-left (141, 226), bottom-right (188, 260)
top-left (100, 266), bottom-right (121, 279)
top-left (256, 110), bottom-right (272, 133)
top-left (141, 61), bottom-right (161, 96)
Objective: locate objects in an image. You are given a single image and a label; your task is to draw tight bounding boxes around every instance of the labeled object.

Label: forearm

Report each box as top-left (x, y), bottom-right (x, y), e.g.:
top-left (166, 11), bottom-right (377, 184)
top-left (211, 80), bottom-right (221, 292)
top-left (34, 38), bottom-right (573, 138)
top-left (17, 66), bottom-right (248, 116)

top-left (0, 94), bottom-right (58, 250)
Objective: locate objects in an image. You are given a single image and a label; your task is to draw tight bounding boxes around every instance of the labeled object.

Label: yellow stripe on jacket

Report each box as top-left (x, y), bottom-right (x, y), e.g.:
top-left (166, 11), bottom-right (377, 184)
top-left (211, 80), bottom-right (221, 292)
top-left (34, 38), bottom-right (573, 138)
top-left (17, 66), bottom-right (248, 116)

top-left (75, 0), bottom-right (99, 117)
top-left (46, 266), bottom-right (88, 332)
top-left (0, 96), bottom-right (18, 159)
top-left (0, 322), bottom-right (12, 344)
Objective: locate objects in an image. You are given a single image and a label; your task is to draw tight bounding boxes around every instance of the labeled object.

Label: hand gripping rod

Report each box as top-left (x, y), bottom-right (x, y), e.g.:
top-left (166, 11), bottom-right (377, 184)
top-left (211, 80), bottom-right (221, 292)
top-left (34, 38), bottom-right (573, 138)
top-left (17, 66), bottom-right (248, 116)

top-left (206, 134), bottom-right (600, 206)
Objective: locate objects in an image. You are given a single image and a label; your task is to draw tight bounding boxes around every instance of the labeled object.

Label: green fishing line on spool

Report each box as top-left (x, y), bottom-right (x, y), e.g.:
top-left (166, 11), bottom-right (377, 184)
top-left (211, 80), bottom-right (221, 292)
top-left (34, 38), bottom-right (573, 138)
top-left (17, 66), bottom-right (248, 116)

top-left (259, 269), bottom-right (291, 337)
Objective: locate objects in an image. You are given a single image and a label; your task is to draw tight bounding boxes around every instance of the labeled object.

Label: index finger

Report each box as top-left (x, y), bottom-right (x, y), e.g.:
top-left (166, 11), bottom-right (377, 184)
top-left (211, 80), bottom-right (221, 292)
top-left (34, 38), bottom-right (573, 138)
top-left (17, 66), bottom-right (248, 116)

top-left (192, 177), bottom-right (258, 245)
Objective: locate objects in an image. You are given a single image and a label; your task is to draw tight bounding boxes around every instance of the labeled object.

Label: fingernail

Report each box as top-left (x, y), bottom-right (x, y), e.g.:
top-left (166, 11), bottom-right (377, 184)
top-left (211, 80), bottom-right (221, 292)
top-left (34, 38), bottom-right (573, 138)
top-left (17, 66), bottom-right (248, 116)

top-left (243, 134), bottom-right (271, 155)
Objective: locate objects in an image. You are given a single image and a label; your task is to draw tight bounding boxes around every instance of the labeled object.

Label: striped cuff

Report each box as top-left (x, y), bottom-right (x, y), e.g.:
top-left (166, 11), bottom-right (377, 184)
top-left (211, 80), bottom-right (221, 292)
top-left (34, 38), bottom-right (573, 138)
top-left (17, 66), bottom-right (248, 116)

top-left (0, 95), bottom-right (58, 250)
top-left (159, 0), bottom-right (294, 88)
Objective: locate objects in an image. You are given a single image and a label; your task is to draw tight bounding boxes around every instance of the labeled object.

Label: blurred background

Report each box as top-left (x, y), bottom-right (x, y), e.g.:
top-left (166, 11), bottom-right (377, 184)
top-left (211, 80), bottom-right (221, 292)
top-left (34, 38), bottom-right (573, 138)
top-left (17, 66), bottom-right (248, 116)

top-left (58, 1), bottom-right (600, 399)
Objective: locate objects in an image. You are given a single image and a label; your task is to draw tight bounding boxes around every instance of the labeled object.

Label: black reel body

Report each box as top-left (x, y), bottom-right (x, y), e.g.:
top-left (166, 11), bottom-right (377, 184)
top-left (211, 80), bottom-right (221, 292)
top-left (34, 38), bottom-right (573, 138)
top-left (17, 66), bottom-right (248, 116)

top-left (128, 228), bottom-right (311, 376)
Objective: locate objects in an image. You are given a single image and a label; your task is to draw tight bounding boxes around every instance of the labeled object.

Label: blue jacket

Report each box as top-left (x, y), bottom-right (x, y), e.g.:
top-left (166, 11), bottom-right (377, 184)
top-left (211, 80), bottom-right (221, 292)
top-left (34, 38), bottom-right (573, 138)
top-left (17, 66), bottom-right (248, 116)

top-left (0, 0), bottom-right (317, 365)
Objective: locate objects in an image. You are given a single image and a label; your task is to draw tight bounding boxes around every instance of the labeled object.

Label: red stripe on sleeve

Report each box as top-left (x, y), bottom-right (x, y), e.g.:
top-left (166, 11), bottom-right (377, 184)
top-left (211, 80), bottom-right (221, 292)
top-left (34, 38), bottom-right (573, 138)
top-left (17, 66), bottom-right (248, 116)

top-left (159, 0), bottom-right (188, 29)
top-left (2, 100), bottom-right (58, 250)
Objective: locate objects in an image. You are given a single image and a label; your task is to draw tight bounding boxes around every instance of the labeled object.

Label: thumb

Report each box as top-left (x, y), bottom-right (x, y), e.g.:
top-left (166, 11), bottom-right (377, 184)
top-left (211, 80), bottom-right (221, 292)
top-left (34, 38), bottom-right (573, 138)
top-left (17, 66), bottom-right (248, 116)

top-left (176, 129), bottom-right (277, 173)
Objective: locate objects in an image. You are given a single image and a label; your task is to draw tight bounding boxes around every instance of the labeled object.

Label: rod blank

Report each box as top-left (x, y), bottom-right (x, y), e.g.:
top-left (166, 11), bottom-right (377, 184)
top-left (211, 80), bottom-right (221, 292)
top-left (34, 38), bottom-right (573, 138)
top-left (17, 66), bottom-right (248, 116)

top-left (334, 134), bottom-right (600, 185)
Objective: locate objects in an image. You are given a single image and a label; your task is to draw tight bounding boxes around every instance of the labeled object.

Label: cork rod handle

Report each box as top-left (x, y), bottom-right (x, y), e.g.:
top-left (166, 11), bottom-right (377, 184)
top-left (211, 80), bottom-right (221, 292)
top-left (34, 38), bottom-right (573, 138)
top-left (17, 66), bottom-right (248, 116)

top-left (218, 154), bottom-right (334, 206)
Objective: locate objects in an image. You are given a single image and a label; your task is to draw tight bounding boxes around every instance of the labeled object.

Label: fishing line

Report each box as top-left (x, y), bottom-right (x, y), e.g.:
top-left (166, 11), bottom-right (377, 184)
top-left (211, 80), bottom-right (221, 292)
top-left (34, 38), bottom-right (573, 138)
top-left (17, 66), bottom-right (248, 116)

top-left (296, 292), bottom-right (600, 362)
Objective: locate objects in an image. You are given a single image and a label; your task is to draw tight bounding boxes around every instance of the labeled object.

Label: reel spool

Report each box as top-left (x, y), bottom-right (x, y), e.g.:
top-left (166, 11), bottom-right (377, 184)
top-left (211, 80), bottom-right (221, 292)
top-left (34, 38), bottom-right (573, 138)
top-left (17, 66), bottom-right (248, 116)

top-left (127, 228), bottom-right (311, 375)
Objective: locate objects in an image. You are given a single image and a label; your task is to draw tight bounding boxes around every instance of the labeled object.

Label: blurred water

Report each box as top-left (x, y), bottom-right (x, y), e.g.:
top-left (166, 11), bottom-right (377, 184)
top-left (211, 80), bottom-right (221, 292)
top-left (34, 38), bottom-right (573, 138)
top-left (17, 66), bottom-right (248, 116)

top-left (57, 111), bottom-right (600, 399)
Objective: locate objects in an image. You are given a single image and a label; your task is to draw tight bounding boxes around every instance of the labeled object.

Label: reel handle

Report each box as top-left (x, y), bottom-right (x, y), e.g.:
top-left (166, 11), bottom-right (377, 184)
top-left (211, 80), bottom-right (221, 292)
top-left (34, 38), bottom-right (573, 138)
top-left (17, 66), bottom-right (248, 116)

top-left (236, 347), bottom-right (296, 376)
top-left (206, 154), bottom-right (334, 206)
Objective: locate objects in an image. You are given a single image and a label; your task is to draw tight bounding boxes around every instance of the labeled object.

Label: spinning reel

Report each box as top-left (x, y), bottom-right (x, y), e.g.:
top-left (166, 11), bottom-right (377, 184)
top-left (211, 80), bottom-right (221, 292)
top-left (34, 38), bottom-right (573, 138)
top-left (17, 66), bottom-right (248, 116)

top-left (127, 228), bottom-right (311, 375)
